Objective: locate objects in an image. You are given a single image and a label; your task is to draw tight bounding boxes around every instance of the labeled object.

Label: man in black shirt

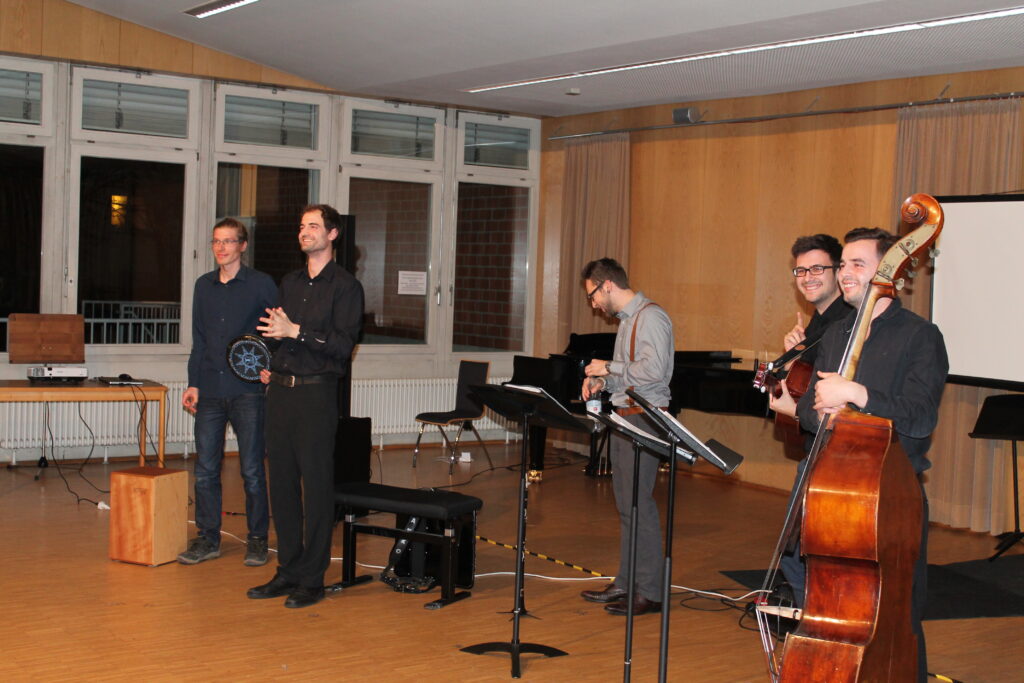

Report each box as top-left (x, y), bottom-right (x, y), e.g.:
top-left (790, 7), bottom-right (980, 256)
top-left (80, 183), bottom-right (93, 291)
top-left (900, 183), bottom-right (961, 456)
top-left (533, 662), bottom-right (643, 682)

top-left (782, 233), bottom-right (851, 368)
top-left (246, 204), bottom-right (364, 609)
top-left (775, 227), bottom-right (948, 682)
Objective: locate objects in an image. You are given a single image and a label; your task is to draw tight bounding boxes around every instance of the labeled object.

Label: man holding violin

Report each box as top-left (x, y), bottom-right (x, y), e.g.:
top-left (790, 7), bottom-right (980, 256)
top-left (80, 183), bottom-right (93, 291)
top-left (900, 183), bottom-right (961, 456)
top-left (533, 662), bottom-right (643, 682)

top-left (772, 227), bottom-right (948, 682)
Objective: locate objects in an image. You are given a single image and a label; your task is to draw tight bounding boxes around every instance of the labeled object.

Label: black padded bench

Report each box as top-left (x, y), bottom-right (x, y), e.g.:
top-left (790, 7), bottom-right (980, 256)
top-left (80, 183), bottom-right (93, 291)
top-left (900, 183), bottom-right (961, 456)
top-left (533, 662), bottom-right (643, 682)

top-left (330, 482), bottom-right (483, 609)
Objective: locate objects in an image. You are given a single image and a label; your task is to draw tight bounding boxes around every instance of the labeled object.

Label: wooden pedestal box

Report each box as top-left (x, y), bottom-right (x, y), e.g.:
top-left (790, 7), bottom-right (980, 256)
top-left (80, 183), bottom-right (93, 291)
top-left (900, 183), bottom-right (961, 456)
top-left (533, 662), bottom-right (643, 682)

top-left (109, 467), bottom-right (188, 566)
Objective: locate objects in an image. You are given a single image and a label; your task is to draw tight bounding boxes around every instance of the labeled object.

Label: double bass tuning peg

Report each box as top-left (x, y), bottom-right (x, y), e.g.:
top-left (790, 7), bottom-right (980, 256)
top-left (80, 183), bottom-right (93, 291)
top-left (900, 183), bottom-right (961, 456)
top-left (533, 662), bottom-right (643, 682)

top-left (909, 256), bottom-right (919, 268)
top-left (906, 269), bottom-right (916, 279)
top-left (929, 247), bottom-right (940, 259)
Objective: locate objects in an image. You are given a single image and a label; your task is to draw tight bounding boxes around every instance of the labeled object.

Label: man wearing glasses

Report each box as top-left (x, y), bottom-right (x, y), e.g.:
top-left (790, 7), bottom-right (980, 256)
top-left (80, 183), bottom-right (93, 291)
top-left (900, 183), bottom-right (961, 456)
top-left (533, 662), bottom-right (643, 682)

top-left (783, 233), bottom-right (850, 367)
top-left (578, 258), bottom-right (674, 616)
top-left (179, 217), bottom-right (277, 567)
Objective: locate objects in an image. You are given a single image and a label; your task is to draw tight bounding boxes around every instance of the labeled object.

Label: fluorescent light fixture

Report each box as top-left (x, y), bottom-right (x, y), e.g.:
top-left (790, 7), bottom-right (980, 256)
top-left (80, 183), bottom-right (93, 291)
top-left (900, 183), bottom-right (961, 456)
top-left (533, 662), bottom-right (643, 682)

top-left (465, 6), bottom-right (1024, 93)
top-left (185, 0), bottom-right (261, 19)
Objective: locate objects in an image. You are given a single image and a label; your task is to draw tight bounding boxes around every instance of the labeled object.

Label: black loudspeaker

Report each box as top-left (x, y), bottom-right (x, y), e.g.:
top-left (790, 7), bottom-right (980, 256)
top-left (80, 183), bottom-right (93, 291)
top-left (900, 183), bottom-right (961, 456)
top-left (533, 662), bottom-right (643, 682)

top-left (334, 416), bottom-right (372, 485)
top-left (672, 106), bottom-right (699, 125)
top-left (334, 214), bottom-right (357, 275)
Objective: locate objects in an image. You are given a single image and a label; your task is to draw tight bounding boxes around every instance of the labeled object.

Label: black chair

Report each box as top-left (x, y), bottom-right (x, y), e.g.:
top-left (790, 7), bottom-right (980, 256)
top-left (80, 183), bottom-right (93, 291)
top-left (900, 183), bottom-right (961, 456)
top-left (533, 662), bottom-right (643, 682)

top-left (413, 360), bottom-right (494, 474)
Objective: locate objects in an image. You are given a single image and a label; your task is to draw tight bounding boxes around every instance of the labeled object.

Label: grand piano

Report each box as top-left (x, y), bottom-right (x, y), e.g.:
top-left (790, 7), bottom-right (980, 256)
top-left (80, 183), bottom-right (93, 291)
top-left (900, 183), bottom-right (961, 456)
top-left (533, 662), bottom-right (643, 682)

top-left (509, 335), bottom-right (767, 474)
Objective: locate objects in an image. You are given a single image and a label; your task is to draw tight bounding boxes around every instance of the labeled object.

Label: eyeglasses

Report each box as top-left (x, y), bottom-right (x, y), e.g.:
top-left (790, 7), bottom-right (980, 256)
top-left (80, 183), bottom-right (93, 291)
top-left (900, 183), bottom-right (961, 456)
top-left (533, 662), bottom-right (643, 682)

top-left (792, 264), bottom-right (838, 277)
top-left (586, 282), bottom-right (603, 301)
top-left (210, 238), bottom-right (240, 247)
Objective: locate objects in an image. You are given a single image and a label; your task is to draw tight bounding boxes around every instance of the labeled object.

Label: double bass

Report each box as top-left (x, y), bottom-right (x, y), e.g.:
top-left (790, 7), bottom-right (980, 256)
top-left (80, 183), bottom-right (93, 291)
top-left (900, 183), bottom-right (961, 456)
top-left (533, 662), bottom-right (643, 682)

top-left (755, 194), bottom-right (944, 682)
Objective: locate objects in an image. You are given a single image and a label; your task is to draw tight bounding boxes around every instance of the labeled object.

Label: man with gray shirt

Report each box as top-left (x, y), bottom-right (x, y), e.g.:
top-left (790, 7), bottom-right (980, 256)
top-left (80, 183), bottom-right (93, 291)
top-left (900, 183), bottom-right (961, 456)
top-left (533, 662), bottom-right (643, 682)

top-left (578, 258), bottom-right (674, 616)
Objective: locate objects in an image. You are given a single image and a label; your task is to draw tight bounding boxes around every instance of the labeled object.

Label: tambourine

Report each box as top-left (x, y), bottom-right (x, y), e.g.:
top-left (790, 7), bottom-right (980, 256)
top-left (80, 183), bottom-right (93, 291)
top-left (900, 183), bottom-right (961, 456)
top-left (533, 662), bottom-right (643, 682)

top-left (227, 334), bottom-right (271, 383)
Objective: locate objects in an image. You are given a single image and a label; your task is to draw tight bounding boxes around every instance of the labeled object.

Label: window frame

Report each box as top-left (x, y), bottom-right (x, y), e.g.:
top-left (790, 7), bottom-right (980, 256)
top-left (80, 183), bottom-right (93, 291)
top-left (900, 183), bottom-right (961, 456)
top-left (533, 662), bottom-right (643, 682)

top-left (70, 67), bottom-right (200, 150)
top-left (340, 98), bottom-right (445, 173)
top-left (455, 111), bottom-right (540, 181)
top-left (65, 144), bottom-right (199, 356)
top-left (442, 173), bottom-right (538, 365)
top-left (215, 83), bottom-right (331, 161)
top-left (0, 56), bottom-right (56, 137)
top-left (338, 163), bottom-right (447, 375)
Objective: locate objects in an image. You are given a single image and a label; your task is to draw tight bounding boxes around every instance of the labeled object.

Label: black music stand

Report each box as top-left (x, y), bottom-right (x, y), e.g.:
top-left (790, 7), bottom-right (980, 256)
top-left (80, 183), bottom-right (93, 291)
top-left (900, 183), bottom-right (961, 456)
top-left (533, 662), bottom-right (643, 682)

top-left (594, 391), bottom-right (743, 682)
top-left (969, 393), bottom-right (1024, 561)
top-left (461, 383), bottom-right (596, 679)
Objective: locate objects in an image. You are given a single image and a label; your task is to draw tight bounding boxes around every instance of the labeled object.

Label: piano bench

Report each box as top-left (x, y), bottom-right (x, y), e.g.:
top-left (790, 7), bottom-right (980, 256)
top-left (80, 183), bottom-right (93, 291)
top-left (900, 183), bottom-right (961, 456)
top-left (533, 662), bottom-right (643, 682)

top-left (329, 483), bottom-right (483, 609)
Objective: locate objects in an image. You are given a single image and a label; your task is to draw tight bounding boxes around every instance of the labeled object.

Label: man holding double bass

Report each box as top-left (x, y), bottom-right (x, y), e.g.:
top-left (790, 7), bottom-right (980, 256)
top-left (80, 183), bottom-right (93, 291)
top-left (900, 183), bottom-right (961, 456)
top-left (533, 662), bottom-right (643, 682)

top-left (772, 226), bottom-right (948, 681)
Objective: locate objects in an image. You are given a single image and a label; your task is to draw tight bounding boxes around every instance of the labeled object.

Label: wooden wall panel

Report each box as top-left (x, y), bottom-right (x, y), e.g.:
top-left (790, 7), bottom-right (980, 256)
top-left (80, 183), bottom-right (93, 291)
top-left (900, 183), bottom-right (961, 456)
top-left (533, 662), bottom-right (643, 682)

top-left (0, 0), bottom-right (42, 55)
top-left (540, 65), bottom-right (1024, 501)
top-left (39, 0), bottom-right (118, 64)
top-left (0, 0), bottom-right (330, 92)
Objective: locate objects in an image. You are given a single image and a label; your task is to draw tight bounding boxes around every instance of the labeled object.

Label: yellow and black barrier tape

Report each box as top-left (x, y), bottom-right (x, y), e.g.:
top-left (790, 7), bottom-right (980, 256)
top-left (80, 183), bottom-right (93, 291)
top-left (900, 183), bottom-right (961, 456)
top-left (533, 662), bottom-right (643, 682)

top-left (476, 535), bottom-right (607, 577)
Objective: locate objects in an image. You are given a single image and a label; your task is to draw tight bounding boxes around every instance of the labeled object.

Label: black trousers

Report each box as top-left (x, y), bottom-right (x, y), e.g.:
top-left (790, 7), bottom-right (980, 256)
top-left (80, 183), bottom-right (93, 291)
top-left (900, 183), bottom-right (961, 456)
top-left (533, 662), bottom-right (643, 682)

top-left (265, 380), bottom-right (338, 588)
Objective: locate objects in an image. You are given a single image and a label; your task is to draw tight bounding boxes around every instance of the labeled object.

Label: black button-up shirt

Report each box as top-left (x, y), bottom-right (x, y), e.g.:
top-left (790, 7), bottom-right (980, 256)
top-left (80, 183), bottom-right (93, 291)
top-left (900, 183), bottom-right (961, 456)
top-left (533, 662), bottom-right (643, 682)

top-left (797, 298), bottom-right (949, 473)
top-left (800, 295), bottom-right (853, 368)
top-left (187, 265), bottom-right (278, 398)
top-left (270, 260), bottom-right (364, 377)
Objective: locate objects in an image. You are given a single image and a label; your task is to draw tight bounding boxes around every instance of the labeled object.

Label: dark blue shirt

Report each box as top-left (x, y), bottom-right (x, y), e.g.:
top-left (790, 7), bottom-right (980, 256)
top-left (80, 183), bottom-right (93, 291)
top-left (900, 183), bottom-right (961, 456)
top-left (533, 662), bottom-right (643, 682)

top-left (187, 265), bottom-right (278, 398)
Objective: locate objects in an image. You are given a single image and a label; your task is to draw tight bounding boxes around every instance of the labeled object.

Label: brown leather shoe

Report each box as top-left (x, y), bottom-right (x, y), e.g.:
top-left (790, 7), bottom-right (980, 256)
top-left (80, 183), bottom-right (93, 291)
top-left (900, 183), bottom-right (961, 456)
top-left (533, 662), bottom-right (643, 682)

top-left (581, 583), bottom-right (628, 603)
top-left (604, 594), bottom-right (662, 615)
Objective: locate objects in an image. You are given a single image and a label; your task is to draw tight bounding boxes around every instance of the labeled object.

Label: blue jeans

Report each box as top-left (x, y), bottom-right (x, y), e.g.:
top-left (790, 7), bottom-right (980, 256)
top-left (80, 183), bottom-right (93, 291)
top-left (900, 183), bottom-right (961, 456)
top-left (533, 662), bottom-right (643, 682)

top-left (193, 392), bottom-right (269, 545)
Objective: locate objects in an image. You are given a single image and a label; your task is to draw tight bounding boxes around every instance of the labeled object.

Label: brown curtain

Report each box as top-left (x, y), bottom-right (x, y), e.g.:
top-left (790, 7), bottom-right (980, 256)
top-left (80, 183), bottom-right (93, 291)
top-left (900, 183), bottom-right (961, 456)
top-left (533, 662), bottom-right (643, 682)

top-left (892, 98), bottom-right (1024, 534)
top-left (557, 133), bottom-right (631, 339)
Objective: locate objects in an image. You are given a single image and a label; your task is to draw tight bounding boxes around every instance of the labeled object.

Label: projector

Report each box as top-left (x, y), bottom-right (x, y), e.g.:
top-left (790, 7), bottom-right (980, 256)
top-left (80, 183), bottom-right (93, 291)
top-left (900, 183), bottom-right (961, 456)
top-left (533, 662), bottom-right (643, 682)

top-left (27, 366), bottom-right (88, 381)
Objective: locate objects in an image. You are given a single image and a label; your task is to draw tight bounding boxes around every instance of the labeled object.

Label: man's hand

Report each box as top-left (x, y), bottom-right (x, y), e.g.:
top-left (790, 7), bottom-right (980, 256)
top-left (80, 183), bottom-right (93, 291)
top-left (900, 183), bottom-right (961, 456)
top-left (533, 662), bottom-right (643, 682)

top-left (182, 387), bottom-right (199, 415)
top-left (812, 371), bottom-right (869, 414)
top-left (768, 378), bottom-right (797, 418)
top-left (582, 376), bottom-right (604, 400)
top-left (259, 369), bottom-right (271, 385)
top-left (258, 307), bottom-right (300, 340)
top-left (783, 312), bottom-right (806, 352)
top-left (585, 359), bottom-right (609, 378)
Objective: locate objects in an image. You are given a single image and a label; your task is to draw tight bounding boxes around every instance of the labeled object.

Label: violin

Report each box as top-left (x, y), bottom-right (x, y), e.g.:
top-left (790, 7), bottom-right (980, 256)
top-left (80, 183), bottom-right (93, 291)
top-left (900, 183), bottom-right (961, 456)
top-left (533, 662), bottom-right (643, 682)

top-left (754, 194), bottom-right (944, 682)
top-left (753, 344), bottom-right (817, 446)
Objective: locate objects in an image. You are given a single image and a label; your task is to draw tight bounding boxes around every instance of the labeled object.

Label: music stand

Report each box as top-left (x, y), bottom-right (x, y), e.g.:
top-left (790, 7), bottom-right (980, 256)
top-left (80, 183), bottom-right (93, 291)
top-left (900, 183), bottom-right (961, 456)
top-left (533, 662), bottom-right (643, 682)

top-left (461, 383), bottom-right (596, 679)
top-left (969, 393), bottom-right (1024, 561)
top-left (594, 391), bottom-right (743, 682)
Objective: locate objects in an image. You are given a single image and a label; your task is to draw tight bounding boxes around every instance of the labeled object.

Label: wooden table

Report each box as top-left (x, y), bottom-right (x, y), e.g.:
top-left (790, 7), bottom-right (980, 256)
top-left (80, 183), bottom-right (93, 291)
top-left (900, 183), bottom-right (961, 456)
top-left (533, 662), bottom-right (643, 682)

top-left (0, 379), bottom-right (167, 467)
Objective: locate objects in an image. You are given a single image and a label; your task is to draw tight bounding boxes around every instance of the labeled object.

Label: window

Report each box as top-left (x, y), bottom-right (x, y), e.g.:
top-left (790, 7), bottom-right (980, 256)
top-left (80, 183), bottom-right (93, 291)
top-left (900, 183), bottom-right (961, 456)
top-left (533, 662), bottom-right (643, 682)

top-left (348, 177), bottom-right (433, 344)
top-left (463, 121), bottom-right (531, 170)
top-left (76, 156), bottom-right (185, 344)
top-left (224, 95), bottom-right (317, 149)
top-left (452, 182), bottom-right (530, 352)
top-left (0, 68), bottom-right (42, 125)
top-left (216, 162), bottom-right (320, 283)
top-left (351, 109), bottom-right (435, 160)
top-left (216, 84), bottom-right (329, 160)
top-left (72, 68), bottom-right (199, 149)
top-left (0, 144), bottom-right (44, 352)
top-left (81, 79), bottom-right (189, 138)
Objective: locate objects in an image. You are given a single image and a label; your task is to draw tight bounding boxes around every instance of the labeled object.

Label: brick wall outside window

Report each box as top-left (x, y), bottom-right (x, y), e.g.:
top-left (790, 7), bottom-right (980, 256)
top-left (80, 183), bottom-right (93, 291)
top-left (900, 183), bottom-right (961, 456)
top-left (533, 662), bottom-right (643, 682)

top-left (453, 183), bottom-right (528, 351)
top-left (350, 177), bottom-right (430, 343)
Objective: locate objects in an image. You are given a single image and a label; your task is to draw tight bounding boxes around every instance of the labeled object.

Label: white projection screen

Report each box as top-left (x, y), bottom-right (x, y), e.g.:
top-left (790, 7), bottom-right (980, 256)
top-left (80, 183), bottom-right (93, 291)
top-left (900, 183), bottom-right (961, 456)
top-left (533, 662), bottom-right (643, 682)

top-left (931, 195), bottom-right (1024, 390)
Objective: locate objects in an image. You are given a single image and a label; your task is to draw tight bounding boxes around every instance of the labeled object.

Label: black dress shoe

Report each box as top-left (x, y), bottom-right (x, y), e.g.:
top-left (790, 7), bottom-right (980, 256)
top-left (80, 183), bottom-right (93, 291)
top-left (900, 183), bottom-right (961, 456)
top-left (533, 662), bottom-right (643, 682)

top-left (581, 584), bottom-right (629, 603)
top-left (247, 573), bottom-right (297, 600)
top-left (605, 594), bottom-right (662, 615)
top-left (284, 585), bottom-right (326, 609)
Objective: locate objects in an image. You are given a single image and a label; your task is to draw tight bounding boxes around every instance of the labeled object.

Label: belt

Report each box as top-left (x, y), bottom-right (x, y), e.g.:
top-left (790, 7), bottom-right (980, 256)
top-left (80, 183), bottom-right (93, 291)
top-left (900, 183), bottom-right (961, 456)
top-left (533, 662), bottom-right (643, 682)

top-left (269, 371), bottom-right (335, 388)
top-left (615, 405), bottom-right (667, 417)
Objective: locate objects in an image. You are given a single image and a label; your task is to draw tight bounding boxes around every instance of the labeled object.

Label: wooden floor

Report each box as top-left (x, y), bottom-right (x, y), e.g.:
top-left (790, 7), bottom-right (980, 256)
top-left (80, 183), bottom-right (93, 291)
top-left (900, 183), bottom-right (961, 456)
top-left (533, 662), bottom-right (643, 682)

top-left (1, 444), bottom-right (1021, 682)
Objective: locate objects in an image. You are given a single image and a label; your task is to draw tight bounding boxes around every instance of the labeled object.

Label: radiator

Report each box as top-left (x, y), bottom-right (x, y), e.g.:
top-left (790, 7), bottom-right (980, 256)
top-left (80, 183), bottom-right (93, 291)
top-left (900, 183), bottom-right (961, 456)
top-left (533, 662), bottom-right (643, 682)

top-left (0, 381), bottom-right (197, 456)
top-left (0, 377), bottom-right (514, 457)
top-left (350, 376), bottom-right (513, 439)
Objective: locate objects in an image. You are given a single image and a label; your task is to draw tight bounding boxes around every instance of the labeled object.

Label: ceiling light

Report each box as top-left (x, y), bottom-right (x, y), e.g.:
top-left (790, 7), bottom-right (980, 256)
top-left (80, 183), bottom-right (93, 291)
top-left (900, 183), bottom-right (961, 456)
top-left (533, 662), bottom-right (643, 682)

top-left (185, 0), bottom-right (261, 19)
top-left (465, 6), bottom-right (1024, 93)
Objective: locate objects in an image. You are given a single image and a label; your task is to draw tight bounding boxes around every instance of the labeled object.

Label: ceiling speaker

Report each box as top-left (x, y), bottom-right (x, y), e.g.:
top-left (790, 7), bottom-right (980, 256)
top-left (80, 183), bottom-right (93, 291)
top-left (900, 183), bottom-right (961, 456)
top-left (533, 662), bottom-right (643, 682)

top-left (672, 107), bottom-right (699, 125)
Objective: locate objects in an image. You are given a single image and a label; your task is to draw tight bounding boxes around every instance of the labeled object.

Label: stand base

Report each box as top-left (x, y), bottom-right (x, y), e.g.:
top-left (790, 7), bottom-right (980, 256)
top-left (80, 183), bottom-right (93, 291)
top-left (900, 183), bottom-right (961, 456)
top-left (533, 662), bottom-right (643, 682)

top-left (461, 641), bottom-right (568, 679)
top-left (989, 530), bottom-right (1024, 561)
